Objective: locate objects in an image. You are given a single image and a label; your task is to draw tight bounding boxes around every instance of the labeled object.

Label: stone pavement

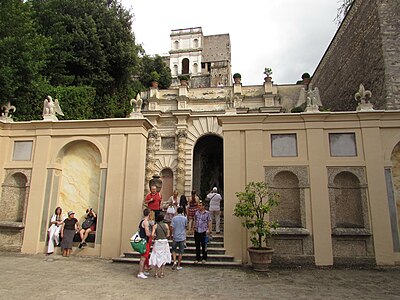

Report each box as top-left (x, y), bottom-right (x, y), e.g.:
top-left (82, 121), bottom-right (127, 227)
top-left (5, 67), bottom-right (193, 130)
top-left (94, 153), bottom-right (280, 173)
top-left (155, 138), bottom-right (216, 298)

top-left (1, 252), bottom-right (400, 300)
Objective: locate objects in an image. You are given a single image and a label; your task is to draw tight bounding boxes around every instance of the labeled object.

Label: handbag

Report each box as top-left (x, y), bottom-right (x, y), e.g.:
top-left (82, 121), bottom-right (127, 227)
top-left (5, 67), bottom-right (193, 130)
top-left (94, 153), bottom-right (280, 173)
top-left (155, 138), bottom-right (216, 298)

top-left (166, 206), bottom-right (176, 214)
top-left (82, 218), bottom-right (94, 229)
top-left (130, 231), bottom-right (147, 254)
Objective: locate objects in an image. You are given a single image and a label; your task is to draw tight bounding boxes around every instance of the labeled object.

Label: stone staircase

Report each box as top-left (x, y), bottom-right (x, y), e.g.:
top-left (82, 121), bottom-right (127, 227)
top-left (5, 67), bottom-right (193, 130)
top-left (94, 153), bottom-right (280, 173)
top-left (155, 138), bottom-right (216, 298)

top-left (113, 210), bottom-right (241, 266)
top-left (113, 225), bottom-right (241, 267)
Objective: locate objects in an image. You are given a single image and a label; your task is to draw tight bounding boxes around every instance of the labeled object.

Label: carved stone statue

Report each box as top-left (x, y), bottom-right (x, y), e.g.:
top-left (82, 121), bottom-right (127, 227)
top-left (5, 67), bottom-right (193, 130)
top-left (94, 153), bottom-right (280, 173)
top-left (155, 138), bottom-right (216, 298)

top-left (296, 86), bottom-right (322, 112)
top-left (0, 102), bottom-right (16, 122)
top-left (355, 84), bottom-right (374, 111)
top-left (43, 96), bottom-right (64, 120)
top-left (130, 93), bottom-right (143, 118)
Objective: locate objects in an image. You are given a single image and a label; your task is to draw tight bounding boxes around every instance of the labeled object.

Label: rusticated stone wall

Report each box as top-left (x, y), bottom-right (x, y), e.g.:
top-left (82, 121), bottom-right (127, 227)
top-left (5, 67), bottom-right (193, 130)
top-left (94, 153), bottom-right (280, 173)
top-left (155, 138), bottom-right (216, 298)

top-left (379, 0), bottom-right (400, 110)
top-left (311, 0), bottom-right (400, 111)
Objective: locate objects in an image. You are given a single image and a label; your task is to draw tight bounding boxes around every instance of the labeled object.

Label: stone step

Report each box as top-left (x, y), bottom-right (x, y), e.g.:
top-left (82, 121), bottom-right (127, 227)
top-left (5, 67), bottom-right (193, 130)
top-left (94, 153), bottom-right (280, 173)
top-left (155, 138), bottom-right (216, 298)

top-left (124, 246), bottom-right (227, 257)
top-left (113, 256), bottom-right (242, 267)
top-left (185, 234), bottom-right (224, 242)
top-left (185, 241), bottom-right (224, 248)
top-left (114, 251), bottom-right (239, 263)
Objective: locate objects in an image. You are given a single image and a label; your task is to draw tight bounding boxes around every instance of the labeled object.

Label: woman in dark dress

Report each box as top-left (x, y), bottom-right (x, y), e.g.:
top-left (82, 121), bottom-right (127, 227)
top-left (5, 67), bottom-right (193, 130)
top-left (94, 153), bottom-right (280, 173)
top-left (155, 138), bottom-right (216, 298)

top-left (60, 211), bottom-right (79, 257)
top-left (179, 195), bottom-right (188, 216)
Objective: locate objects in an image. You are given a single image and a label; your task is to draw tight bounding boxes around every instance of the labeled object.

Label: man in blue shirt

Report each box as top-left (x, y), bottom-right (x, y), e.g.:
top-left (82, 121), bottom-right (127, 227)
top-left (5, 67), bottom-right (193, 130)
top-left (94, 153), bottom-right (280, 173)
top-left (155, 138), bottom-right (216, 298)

top-left (171, 206), bottom-right (188, 270)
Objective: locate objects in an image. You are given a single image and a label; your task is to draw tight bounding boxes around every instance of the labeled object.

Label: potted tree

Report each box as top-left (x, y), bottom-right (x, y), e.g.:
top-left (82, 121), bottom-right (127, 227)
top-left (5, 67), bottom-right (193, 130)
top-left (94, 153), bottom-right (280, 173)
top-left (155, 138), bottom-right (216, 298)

top-left (234, 181), bottom-right (279, 271)
top-left (178, 75), bottom-right (189, 86)
top-left (264, 68), bottom-right (273, 82)
top-left (233, 73), bottom-right (241, 84)
top-left (150, 71), bottom-right (161, 88)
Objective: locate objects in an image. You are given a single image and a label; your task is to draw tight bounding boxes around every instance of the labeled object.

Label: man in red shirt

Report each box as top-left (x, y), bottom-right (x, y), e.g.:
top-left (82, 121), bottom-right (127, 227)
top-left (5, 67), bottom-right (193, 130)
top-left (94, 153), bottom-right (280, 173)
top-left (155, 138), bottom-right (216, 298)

top-left (145, 185), bottom-right (162, 219)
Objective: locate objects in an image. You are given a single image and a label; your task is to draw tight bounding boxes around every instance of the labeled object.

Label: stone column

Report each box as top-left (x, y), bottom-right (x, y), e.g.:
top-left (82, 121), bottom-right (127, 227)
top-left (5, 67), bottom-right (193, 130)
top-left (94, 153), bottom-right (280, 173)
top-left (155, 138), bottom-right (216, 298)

top-left (145, 128), bottom-right (159, 193)
top-left (176, 129), bottom-right (187, 194)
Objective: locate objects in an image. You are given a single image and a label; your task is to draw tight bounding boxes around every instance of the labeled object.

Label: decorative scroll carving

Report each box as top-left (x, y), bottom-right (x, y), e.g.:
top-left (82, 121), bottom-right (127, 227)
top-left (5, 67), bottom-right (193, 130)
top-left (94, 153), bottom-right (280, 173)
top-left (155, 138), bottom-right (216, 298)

top-left (175, 129), bottom-right (187, 193)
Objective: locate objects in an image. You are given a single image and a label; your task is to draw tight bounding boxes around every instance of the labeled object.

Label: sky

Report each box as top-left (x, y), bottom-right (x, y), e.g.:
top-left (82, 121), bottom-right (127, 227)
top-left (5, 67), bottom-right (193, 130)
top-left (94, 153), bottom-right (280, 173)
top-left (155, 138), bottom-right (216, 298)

top-left (121, 0), bottom-right (340, 85)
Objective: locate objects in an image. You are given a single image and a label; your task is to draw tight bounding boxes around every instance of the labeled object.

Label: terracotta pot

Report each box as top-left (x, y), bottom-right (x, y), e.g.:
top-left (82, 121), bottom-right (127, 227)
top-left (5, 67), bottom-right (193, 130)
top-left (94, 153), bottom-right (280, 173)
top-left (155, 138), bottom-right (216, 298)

top-left (234, 77), bottom-right (241, 84)
top-left (264, 76), bottom-right (272, 83)
top-left (151, 81), bottom-right (159, 88)
top-left (247, 247), bottom-right (274, 272)
top-left (180, 80), bottom-right (188, 86)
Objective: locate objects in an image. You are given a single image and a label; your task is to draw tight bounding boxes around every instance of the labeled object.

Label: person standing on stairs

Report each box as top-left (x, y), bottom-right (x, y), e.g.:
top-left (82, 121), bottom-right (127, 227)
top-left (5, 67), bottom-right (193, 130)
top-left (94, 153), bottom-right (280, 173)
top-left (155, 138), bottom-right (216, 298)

top-left (171, 206), bottom-right (188, 270)
top-left (194, 201), bottom-right (211, 264)
top-left (206, 187), bottom-right (223, 234)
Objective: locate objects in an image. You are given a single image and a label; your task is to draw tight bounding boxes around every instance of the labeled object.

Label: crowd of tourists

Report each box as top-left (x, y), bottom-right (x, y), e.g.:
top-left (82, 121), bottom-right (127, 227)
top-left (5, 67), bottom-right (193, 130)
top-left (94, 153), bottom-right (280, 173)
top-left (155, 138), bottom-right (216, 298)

top-left (136, 185), bottom-right (222, 279)
top-left (46, 185), bottom-right (222, 279)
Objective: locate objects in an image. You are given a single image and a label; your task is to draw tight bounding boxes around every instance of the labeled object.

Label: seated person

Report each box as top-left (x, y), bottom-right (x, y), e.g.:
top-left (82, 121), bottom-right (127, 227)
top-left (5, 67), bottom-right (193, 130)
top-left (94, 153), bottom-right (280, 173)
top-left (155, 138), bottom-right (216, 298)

top-left (79, 208), bottom-right (96, 248)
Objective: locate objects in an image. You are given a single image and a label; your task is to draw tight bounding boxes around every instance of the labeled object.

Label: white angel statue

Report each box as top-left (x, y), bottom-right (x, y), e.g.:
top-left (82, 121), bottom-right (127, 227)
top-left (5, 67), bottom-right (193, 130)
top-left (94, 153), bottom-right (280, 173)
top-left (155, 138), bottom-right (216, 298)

top-left (43, 95), bottom-right (64, 120)
top-left (295, 86), bottom-right (322, 112)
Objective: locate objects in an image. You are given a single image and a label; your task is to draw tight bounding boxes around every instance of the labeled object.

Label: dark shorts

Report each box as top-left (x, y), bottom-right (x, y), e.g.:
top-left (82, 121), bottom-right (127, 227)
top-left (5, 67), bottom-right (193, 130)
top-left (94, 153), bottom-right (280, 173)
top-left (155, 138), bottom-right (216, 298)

top-left (172, 240), bottom-right (185, 254)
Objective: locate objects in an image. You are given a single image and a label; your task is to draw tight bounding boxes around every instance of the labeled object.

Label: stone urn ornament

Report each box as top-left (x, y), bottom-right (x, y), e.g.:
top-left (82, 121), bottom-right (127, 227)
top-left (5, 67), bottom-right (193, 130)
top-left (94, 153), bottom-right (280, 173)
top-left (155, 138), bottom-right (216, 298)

top-left (263, 67), bottom-right (273, 83)
top-left (233, 73), bottom-right (241, 84)
top-left (149, 174), bottom-right (162, 192)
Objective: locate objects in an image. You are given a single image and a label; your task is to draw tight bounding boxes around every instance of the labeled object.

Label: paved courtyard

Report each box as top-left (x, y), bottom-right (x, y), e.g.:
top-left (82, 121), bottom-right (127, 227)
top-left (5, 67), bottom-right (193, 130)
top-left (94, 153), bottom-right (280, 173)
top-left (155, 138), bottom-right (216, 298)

top-left (1, 252), bottom-right (400, 300)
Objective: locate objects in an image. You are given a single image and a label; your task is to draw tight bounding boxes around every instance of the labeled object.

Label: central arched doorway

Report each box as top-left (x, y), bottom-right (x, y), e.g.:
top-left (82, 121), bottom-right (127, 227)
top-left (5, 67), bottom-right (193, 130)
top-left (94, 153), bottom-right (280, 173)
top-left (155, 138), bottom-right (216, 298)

top-left (192, 135), bottom-right (223, 200)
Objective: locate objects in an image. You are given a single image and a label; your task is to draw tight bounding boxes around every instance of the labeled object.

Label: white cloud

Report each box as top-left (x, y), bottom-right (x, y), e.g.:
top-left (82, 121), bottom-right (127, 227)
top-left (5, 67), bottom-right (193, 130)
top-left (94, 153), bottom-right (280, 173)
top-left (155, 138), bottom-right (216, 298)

top-left (122, 0), bottom-right (339, 85)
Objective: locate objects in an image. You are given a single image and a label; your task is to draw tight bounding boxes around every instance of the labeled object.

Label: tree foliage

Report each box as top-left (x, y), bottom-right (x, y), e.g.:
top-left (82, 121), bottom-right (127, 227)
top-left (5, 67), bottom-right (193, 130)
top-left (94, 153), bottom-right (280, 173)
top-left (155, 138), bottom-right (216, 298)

top-left (0, 0), bottom-right (172, 120)
top-left (0, 0), bottom-right (50, 120)
top-left (138, 55), bottom-right (171, 89)
top-left (234, 181), bottom-right (279, 248)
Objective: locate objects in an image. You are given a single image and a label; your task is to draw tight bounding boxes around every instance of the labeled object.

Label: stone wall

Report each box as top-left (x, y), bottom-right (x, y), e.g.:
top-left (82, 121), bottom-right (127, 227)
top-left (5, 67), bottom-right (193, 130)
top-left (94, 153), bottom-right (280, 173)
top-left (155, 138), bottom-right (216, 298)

top-left (311, 0), bottom-right (399, 111)
top-left (379, 0), bottom-right (400, 110)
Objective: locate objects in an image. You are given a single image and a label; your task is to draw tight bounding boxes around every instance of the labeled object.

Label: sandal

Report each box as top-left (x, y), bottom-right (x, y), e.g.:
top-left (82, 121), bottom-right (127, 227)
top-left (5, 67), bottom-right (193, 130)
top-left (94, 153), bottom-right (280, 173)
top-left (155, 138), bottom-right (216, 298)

top-left (154, 273), bottom-right (158, 278)
top-left (160, 273), bottom-right (164, 278)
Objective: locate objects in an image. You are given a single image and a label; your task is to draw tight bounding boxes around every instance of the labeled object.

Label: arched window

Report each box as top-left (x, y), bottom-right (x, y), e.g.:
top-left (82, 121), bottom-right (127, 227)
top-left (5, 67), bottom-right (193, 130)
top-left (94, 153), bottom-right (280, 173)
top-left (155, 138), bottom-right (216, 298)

top-left (174, 40), bottom-right (179, 50)
top-left (173, 65), bottom-right (178, 76)
top-left (181, 58), bottom-right (189, 75)
top-left (193, 63), bottom-right (198, 74)
top-left (193, 38), bottom-right (199, 48)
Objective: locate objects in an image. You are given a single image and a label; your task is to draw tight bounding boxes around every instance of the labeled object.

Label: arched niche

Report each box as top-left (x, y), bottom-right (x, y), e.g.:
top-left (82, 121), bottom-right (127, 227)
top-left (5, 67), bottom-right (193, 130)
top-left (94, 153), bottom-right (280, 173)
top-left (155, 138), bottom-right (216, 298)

top-left (0, 171), bottom-right (29, 222)
top-left (193, 63), bottom-right (198, 74)
top-left (270, 171), bottom-right (301, 228)
top-left (333, 172), bottom-right (363, 228)
top-left (58, 141), bottom-right (101, 221)
top-left (327, 167), bottom-right (370, 232)
top-left (174, 40), bottom-right (179, 50)
top-left (265, 166), bottom-right (309, 229)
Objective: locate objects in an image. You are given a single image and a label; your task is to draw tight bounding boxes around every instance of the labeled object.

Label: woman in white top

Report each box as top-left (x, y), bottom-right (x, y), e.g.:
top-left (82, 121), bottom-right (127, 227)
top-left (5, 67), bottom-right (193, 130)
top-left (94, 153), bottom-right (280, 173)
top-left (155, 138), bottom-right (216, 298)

top-left (47, 207), bottom-right (65, 254)
top-left (163, 190), bottom-right (179, 223)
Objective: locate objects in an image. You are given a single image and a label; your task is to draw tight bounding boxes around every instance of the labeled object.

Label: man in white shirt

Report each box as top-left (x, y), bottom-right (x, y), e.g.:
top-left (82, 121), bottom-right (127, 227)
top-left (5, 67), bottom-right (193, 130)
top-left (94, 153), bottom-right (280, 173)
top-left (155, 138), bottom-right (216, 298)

top-left (206, 187), bottom-right (223, 234)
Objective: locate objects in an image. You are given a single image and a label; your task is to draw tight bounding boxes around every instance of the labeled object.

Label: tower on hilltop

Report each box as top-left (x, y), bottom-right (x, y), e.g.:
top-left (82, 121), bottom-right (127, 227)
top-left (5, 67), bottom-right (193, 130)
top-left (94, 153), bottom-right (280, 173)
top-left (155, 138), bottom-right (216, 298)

top-left (167, 27), bottom-right (232, 88)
